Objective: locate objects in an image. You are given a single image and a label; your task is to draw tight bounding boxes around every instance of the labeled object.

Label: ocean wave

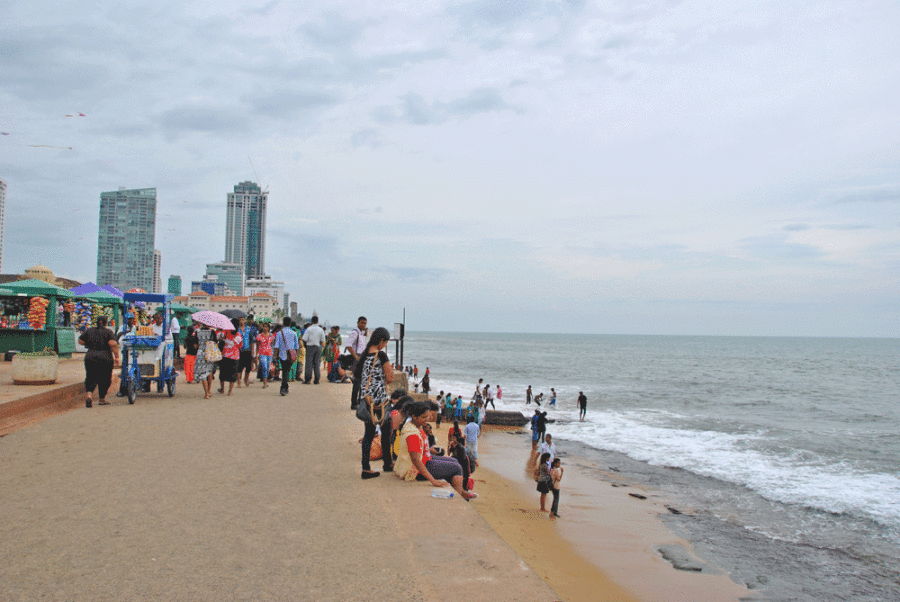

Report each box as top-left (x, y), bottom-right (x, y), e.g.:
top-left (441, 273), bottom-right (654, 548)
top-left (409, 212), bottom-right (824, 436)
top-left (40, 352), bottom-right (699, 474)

top-left (548, 410), bottom-right (900, 529)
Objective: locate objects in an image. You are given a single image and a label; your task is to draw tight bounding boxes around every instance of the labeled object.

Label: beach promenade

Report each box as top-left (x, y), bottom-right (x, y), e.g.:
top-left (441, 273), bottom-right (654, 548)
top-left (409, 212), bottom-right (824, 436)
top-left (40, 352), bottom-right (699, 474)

top-left (0, 373), bottom-right (560, 602)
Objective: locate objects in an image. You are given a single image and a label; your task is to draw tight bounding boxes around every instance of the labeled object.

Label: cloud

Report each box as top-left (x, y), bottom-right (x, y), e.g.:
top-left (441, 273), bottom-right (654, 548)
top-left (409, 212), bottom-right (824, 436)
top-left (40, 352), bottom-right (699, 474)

top-left (376, 266), bottom-right (451, 282)
top-left (374, 88), bottom-right (519, 125)
top-left (821, 185), bottom-right (900, 206)
top-left (155, 107), bottom-right (250, 136)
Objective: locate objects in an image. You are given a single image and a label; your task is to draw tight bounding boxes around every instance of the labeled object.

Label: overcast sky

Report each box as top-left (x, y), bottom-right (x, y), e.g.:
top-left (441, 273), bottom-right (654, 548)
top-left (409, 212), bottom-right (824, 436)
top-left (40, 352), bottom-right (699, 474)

top-left (1, 0), bottom-right (898, 337)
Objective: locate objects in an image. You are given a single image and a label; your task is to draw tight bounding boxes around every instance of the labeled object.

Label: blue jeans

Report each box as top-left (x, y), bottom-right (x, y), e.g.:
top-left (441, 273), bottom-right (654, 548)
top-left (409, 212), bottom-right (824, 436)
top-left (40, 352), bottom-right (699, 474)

top-left (258, 355), bottom-right (272, 380)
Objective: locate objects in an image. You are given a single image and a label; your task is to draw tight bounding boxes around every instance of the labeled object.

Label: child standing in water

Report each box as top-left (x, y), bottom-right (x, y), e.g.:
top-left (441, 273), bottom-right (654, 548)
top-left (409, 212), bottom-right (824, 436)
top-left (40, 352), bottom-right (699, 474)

top-left (550, 458), bottom-right (564, 519)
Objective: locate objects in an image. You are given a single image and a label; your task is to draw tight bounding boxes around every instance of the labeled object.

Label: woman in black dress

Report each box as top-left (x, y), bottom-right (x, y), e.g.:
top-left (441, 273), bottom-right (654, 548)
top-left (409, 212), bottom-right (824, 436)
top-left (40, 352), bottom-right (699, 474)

top-left (78, 316), bottom-right (119, 407)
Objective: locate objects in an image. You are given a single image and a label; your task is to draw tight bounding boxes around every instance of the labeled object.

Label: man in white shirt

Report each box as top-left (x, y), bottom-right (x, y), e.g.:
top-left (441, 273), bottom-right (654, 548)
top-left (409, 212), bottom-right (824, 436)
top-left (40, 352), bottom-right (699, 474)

top-left (345, 316), bottom-right (369, 409)
top-left (538, 434), bottom-right (558, 464)
top-left (169, 314), bottom-right (181, 358)
top-left (302, 315), bottom-right (326, 384)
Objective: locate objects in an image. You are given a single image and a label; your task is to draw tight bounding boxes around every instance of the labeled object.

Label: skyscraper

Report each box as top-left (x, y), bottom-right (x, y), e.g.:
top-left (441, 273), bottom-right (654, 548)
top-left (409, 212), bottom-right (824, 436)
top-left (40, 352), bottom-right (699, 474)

top-left (153, 249), bottom-right (162, 293)
top-left (167, 275), bottom-right (182, 296)
top-left (0, 177), bottom-right (6, 273)
top-left (96, 187), bottom-right (157, 291)
top-left (225, 181), bottom-right (267, 281)
top-left (205, 261), bottom-right (244, 296)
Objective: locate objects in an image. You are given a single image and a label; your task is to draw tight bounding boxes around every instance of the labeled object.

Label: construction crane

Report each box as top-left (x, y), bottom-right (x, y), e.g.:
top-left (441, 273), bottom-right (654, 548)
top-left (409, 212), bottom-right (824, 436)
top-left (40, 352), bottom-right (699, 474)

top-left (247, 157), bottom-right (269, 193)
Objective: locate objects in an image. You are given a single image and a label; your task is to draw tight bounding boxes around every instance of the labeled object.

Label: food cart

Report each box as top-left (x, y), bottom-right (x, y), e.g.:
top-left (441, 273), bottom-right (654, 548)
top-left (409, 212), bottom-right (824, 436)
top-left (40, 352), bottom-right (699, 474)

top-left (71, 290), bottom-right (124, 352)
top-left (0, 279), bottom-right (76, 357)
top-left (118, 292), bottom-right (177, 404)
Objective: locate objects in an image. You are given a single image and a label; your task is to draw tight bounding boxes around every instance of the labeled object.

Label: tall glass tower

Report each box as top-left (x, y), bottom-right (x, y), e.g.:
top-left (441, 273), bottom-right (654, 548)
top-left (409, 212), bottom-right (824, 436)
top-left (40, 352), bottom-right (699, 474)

top-left (225, 181), bottom-right (267, 280)
top-left (96, 187), bottom-right (157, 291)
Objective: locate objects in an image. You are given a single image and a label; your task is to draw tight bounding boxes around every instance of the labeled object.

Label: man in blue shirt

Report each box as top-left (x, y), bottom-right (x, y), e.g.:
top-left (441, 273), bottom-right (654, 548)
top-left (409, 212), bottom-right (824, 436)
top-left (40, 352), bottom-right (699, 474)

top-left (273, 317), bottom-right (300, 396)
top-left (237, 316), bottom-right (257, 388)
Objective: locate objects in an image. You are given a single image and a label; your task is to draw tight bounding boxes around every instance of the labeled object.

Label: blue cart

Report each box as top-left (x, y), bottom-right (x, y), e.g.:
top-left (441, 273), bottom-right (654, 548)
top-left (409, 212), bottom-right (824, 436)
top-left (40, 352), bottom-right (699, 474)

top-left (119, 292), bottom-right (177, 404)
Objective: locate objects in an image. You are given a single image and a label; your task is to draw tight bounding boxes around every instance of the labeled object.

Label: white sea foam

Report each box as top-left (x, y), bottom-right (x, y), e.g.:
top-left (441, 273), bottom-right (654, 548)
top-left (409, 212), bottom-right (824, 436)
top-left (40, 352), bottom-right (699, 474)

top-left (547, 409), bottom-right (900, 529)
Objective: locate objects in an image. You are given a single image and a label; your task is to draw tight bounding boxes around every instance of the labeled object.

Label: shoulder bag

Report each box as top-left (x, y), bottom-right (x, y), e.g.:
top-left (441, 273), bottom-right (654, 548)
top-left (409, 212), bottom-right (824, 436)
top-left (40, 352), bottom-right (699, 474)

top-left (204, 339), bottom-right (222, 362)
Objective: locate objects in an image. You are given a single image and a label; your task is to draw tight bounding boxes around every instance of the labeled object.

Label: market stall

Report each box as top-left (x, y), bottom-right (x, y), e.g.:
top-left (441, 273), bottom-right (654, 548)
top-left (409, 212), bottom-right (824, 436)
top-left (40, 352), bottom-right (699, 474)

top-left (0, 279), bottom-right (76, 357)
top-left (71, 290), bottom-right (124, 352)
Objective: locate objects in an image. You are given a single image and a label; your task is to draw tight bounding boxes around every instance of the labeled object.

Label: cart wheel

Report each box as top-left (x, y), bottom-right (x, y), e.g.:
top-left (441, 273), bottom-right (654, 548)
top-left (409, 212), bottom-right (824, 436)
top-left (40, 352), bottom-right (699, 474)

top-left (127, 377), bottom-right (137, 405)
top-left (167, 377), bottom-right (175, 397)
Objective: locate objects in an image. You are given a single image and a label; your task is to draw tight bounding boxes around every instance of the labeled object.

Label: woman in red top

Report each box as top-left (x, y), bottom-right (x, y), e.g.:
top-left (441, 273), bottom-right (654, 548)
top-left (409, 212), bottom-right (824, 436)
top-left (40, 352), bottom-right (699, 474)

top-left (405, 402), bottom-right (477, 500)
top-left (218, 319), bottom-right (243, 396)
top-left (255, 322), bottom-right (275, 388)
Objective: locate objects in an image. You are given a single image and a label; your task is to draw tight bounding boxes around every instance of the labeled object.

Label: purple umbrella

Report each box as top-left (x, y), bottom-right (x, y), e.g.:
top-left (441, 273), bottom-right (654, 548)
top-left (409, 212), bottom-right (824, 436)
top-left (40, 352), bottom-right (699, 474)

top-left (191, 310), bottom-right (235, 331)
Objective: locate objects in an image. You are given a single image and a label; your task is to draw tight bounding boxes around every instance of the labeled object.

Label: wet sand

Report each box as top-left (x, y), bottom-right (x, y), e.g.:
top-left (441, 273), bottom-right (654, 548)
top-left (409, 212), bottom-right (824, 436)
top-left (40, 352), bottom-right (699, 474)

top-left (450, 424), bottom-right (755, 602)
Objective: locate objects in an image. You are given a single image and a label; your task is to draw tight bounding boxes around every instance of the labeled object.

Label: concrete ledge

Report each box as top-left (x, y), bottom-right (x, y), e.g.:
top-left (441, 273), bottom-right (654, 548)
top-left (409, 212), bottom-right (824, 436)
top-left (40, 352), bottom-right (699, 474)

top-left (0, 382), bottom-right (84, 436)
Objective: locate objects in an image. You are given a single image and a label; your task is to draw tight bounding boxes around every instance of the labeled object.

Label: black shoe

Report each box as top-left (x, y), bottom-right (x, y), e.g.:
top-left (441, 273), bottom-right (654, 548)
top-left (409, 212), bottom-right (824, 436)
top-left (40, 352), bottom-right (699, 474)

top-left (361, 471), bottom-right (380, 480)
top-left (86, 400), bottom-right (92, 408)
top-left (313, 380), bottom-right (319, 384)
top-left (280, 389), bottom-right (287, 396)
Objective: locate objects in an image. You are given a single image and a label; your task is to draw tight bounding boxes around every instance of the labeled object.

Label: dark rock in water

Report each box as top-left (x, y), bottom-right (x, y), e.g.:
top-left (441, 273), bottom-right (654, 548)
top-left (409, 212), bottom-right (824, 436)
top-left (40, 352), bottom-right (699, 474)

top-left (629, 493), bottom-right (647, 500)
top-left (657, 544), bottom-right (708, 572)
top-left (484, 410), bottom-right (529, 426)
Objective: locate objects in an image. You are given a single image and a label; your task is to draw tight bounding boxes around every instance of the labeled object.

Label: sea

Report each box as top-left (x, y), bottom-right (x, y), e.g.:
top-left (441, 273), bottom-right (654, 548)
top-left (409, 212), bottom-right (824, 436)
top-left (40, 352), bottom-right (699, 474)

top-left (400, 332), bottom-right (899, 602)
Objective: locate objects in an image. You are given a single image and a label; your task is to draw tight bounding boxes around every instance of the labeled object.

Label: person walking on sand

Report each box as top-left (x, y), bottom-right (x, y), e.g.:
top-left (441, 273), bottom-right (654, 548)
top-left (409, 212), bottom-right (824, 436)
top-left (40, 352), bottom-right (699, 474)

top-left (578, 391), bottom-right (587, 421)
top-left (273, 317), bottom-right (300, 396)
top-left (255, 322), bottom-right (275, 388)
top-left (549, 458), bottom-right (564, 519)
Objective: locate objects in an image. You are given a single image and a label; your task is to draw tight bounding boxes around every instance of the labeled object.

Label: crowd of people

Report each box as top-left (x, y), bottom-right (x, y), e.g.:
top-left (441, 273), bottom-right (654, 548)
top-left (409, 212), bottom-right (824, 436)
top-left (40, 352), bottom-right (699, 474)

top-left (78, 311), bottom-right (566, 515)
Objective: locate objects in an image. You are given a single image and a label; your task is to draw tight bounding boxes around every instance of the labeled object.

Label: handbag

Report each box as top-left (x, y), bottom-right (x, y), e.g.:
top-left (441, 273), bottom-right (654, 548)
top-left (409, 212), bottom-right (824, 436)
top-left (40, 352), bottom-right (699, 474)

top-left (204, 340), bottom-right (222, 362)
top-left (355, 354), bottom-right (385, 424)
top-left (276, 331), bottom-right (297, 361)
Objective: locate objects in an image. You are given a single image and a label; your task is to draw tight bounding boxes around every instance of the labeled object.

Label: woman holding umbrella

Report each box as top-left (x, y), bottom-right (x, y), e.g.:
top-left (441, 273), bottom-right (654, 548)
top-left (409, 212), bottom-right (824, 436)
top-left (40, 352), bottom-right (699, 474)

top-left (191, 311), bottom-right (234, 400)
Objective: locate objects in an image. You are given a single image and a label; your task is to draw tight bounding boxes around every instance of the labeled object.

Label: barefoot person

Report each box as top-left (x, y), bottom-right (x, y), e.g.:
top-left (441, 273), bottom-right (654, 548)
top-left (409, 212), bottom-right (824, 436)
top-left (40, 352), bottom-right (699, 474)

top-left (549, 458), bottom-right (564, 519)
top-left (536, 452), bottom-right (552, 512)
top-left (578, 391), bottom-right (587, 421)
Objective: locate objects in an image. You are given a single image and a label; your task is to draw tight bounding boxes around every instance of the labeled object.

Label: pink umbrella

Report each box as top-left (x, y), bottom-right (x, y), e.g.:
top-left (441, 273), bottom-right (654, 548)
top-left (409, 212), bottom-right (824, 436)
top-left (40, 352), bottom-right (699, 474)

top-left (191, 310), bottom-right (235, 331)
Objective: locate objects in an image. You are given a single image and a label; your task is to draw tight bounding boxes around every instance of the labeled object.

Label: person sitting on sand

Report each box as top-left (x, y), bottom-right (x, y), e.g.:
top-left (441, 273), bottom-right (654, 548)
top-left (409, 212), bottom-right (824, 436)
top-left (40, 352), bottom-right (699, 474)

top-left (448, 433), bottom-right (473, 492)
top-left (549, 458), bottom-right (564, 519)
top-left (536, 452), bottom-right (552, 512)
top-left (393, 402), bottom-right (477, 500)
top-left (448, 420), bottom-right (463, 449)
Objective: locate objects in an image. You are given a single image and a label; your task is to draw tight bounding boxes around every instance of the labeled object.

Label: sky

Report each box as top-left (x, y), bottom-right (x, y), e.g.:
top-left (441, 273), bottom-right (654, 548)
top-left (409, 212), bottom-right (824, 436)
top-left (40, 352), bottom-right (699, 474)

top-left (1, 0), bottom-right (898, 337)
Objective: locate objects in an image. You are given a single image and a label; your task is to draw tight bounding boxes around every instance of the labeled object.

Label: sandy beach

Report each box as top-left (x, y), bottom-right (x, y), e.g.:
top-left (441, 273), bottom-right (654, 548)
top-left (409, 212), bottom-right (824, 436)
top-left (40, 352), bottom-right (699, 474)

top-left (462, 425), bottom-right (754, 602)
top-left (2, 373), bottom-right (755, 601)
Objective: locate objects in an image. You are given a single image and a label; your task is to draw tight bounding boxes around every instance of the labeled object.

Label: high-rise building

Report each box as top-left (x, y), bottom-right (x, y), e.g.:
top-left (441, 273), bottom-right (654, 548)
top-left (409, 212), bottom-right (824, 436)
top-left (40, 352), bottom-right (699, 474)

top-left (225, 181), bottom-right (267, 280)
top-left (245, 275), bottom-right (285, 312)
top-left (167, 275), bottom-right (182, 296)
top-left (205, 261), bottom-right (244, 296)
top-left (0, 177), bottom-right (6, 272)
top-left (153, 249), bottom-right (162, 293)
top-left (97, 187), bottom-right (157, 291)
